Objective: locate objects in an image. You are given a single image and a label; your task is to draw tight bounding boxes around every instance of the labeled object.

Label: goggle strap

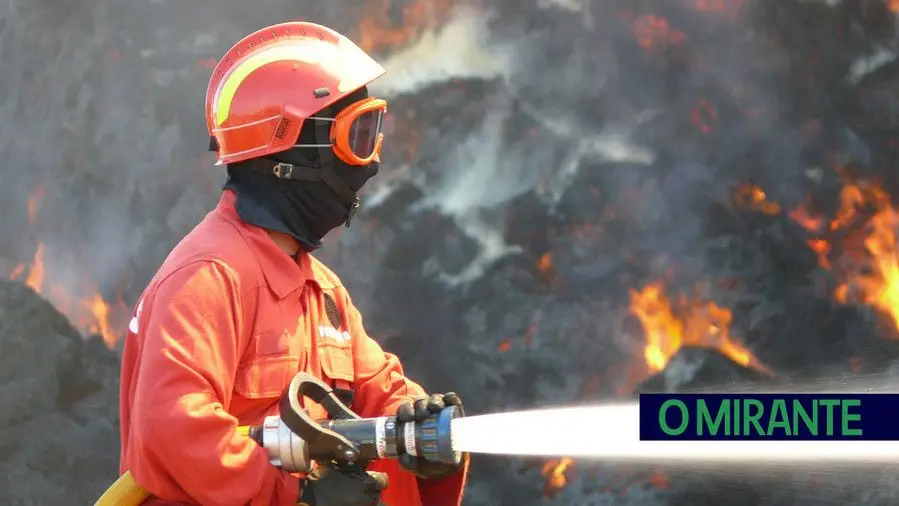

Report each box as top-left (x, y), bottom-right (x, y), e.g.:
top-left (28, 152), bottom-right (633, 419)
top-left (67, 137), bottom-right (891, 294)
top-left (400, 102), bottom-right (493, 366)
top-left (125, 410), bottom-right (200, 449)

top-left (314, 116), bottom-right (336, 170)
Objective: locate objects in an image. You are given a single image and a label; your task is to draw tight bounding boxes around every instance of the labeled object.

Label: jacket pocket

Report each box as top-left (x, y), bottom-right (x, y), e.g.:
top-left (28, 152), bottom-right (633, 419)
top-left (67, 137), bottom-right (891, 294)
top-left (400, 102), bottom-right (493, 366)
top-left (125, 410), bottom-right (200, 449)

top-left (250, 330), bottom-right (292, 357)
top-left (234, 331), bottom-right (303, 399)
top-left (318, 341), bottom-right (355, 383)
top-left (234, 355), bottom-right (299, 399)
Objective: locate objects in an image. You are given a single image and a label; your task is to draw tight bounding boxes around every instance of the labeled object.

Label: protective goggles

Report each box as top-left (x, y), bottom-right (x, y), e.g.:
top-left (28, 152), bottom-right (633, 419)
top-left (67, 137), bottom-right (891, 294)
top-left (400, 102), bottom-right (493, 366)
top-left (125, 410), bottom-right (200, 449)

top-left (295, 97), bottom-right (386, 166)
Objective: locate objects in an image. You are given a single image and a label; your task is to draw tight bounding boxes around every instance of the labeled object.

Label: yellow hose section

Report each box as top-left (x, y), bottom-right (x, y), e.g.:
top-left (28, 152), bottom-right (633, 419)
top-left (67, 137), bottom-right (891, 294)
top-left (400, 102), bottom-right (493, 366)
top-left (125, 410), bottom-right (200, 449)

top-left (92, 471), bottom-right (148, 506)
top-left (93, 426), bottom-right (252, 506)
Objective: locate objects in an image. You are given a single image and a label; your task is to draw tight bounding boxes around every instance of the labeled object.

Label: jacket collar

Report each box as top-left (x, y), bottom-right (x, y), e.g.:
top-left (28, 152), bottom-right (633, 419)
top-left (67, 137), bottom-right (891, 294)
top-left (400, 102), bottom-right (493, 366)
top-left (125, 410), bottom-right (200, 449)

top-left (215, 190), bottom-right (320, 299)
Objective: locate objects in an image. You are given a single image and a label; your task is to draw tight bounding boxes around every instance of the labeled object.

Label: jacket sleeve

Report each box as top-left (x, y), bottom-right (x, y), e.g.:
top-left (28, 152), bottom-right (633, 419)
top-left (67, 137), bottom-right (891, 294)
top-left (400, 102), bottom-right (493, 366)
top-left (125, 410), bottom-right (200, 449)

top-left (343, 291), bottom-right (469, 506)
top-left (127, 261), bottom-right (299, 506)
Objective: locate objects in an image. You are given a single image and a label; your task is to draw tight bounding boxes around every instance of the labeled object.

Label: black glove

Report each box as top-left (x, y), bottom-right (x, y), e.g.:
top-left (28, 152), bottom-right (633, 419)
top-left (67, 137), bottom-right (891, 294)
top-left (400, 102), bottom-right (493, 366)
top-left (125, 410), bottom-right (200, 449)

top-left (396, 392), bottom-right (466, 480)
top-left (299, 463), bottom-right (388, 506)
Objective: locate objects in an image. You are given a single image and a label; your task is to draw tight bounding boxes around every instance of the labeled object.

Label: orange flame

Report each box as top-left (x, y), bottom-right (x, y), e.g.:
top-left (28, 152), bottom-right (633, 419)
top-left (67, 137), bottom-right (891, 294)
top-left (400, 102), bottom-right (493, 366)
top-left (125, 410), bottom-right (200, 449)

top-left (792, 180), bottom-right (899, 332)
top-left (356, 0), bottom-right (455, 54)
top-left (536, 252), bottom-right (556, 283)
top-left (888, 0), bottom-right (899, 14)
top-left (9, 185), bottom-right (126, 346)
top-left (690, 0), bottom-right (745, 20)
top-left (82, 292), bottom-right (117, 345)
top-left (28, 183), bottom-right (45, 225)
top-left (629, 281), bottom-right (773, 375)
top-left (8, 263), bottom-right (24, 280)
top-left (736, 178), bottom-right (899, 335)
top-left (631, 15), bottom-right (686, 49)
top-left (732, 182), bottom-right (782, 215)
top-left (691, 99), bottom-right (717, 134)
top-left (788, 198), bottom-right (826, 232)
top-left (541, 457), bottom-right (574, 497)
top-left (650, 470), bottom-right (672, 488)
top-left (12, 242), bottom-right (46, 293)
top-left (8, 242), bottom-right (124, 347)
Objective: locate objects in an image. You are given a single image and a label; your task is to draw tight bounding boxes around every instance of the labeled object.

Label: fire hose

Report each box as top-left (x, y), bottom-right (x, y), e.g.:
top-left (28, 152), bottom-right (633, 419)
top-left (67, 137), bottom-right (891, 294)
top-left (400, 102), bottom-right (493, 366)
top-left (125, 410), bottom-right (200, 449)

top-left (92, 372), bottom-right (899, 505)
top-left (94, 372), bottom-right (461, 506)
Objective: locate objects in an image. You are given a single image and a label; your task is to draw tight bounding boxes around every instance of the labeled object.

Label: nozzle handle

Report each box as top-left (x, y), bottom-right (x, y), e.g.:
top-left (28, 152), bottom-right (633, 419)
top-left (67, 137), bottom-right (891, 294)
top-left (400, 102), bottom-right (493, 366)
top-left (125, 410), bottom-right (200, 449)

top-left (279, 372), bottom-right (363, 463)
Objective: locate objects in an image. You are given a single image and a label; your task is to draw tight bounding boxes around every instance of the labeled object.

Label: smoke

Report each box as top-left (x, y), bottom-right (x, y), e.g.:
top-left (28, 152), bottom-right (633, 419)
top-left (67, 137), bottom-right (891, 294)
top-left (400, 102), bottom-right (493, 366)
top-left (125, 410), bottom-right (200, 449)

top-left (0, 0), bottom-right (823, 297)
top-left (370, 7), bottom-right (512, 97)
top-left (368, 1), bottom-right (659, 285)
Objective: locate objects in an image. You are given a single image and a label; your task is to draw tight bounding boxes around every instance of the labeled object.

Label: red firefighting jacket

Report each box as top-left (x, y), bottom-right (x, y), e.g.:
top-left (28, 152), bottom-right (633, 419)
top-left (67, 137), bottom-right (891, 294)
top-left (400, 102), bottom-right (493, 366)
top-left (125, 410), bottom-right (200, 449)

top-left (119, 190), bottom-right (468, 506)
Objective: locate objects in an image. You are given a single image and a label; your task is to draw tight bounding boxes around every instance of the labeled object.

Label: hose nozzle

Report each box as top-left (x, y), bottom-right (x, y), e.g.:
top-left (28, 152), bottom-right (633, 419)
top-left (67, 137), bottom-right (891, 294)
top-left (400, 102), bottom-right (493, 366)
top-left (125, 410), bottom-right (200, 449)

top-left (405, 404), bottom-right (462, 465)
top-left (246, 373), bottom-right (463, 472)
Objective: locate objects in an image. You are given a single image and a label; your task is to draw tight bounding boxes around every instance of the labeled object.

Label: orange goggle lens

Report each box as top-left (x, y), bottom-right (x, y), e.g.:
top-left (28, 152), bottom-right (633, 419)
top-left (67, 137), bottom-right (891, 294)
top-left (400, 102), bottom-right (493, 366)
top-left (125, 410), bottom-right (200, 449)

top-left (298, 98), bottom-right (387, 166)
top-left (346, 108), bottom-right (384, 160)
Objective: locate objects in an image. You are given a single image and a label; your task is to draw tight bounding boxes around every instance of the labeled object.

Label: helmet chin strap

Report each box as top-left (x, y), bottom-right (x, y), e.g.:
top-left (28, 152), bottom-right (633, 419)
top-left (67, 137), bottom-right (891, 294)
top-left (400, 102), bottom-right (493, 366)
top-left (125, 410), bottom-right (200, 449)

top-left (266, 158), bottom-right (361, 227)
top-left (310, 115), bottom-right (361, 227)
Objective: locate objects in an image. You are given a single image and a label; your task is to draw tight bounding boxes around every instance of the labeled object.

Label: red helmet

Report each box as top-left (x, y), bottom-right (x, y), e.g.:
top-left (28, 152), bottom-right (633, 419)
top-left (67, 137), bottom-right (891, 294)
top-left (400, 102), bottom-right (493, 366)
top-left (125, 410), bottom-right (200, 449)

top-left (205, 22), bottom-right (386, 165)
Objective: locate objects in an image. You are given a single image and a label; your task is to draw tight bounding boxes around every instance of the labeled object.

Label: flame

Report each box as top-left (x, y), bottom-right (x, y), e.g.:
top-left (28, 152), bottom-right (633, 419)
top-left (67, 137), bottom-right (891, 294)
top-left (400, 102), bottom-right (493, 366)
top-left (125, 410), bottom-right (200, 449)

top-left (541, 457), bottom-right (573, 497)
top-left (806, 239), bottom-right (832, 269)
top-left (732, 182), bottom-right (781, 215)
top-left (630, 14), bottom-right (685, 49)
top-left (649, 470), bottom-right (671, 488)
top-left (536, 252), bottom-right (556, 283)
top-left (692, 0), bottom-right (741, 10)
top-left (629, 281), bottom-right (773, 375)
top-left (8, 242), bottom-right (124, 347)
top-left (888, 0), bottom-right (899, 14)
top-left (792, 180), bottom-right (899, 332)
top-left (8, 263), bottom-right (25, 280)
top-left (28, 183), bottom-right (45, 225)
top-left (691, 98), bottom-right (717, 134)
top-left (82, 292), bottom-right (116, 345)
top-left (734, 178), bottom-right (899, 335)
top-left (8, 183), bottom-right (126, 346)
top-left (356, 0), bottom-right (455, 54)
top-left (11, 242), bottom-right (46, 293)
top-left (788, 198), bottom-right (826, 232)
top-left (786, 197), bottom-right (836, 266)
top-left (689, 0), bottom-right (745, 20)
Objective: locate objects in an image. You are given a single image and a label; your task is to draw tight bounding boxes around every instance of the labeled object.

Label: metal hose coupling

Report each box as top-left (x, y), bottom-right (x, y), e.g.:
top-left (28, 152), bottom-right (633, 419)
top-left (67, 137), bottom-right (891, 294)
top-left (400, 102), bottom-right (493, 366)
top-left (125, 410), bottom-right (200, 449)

top-left (319, 404), bottom-right (463, 466)
top-left (245, 372), bottom-right (463, 472)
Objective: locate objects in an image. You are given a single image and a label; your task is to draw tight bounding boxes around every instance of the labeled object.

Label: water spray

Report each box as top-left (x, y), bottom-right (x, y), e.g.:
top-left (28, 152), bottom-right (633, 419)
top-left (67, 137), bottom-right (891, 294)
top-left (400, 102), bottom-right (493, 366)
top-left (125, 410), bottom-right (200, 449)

top-left (259, 376), bottom-right (899, 466)
top-left (97, 374), bottom-right (899, 505)
top-left (450, 403), bottom-right (899, 462)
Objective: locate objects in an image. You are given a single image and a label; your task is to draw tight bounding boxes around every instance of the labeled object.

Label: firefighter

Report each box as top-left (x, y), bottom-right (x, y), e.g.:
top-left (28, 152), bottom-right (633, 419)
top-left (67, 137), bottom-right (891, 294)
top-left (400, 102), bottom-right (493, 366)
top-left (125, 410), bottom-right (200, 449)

top-left (118, 21), bottom-right (468, 506)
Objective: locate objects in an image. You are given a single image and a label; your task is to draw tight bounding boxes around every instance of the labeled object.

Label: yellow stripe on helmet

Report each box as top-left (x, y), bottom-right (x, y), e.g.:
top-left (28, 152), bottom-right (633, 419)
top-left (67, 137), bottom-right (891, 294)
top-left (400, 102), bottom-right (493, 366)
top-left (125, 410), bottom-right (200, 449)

top-left (214, 42), bottom-right (322, 126)
top-left (213, 39), bottom-right (382, 127)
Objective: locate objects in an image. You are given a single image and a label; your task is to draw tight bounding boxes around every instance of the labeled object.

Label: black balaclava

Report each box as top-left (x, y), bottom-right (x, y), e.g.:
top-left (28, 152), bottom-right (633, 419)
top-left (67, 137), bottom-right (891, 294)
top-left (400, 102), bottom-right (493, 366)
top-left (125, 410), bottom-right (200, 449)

top-left (223, 86), bottom-right (379, 251)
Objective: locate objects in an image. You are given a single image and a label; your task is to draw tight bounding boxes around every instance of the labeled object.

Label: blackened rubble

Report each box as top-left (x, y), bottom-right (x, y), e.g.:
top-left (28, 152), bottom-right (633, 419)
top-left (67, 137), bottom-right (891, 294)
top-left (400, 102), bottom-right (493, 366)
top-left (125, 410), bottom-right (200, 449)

top-left (0, 281), bottom-right (119, 504)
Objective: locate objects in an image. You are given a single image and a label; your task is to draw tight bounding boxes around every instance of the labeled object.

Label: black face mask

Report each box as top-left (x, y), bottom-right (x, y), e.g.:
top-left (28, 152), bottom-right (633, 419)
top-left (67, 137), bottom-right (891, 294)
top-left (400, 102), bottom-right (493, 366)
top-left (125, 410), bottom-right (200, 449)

top-left (223, 87), bottom-right (379, 251)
